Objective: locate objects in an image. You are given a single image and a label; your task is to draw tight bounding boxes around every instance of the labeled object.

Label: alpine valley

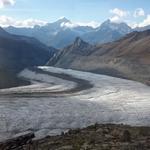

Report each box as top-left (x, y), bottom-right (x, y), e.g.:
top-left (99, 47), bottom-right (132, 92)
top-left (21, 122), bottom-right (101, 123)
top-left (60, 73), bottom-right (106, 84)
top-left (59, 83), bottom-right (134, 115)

top-left (0, 16), bottom-right (150, 150)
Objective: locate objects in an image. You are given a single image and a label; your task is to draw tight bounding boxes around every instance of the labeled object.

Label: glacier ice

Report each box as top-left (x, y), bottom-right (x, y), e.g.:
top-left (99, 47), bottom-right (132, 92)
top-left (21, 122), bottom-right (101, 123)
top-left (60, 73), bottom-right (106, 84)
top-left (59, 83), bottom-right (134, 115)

top-left (0, 66), bottom-right (150, 141)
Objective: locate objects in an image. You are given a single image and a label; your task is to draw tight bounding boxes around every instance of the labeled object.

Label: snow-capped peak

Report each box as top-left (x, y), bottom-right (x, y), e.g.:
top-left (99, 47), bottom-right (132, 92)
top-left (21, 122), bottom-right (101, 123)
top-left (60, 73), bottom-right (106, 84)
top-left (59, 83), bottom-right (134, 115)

top-left (56, 17), bottom-right (71, 24)
top-left (99, 19), bottom-right (131, 34)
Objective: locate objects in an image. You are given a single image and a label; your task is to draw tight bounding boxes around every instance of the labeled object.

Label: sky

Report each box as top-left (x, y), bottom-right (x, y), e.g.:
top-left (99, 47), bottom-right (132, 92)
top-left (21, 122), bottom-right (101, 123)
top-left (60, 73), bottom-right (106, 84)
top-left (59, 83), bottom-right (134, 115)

top-left (0, 0), bottom-right (150, 28)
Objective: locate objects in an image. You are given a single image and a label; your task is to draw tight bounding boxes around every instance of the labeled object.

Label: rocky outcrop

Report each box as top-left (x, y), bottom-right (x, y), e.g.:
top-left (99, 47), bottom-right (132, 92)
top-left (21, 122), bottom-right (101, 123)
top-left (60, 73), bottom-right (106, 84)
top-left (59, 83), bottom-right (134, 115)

top-left (1, 124), bottom-right (150, 150)
top-left (0, 132), bottom-right (34, 150)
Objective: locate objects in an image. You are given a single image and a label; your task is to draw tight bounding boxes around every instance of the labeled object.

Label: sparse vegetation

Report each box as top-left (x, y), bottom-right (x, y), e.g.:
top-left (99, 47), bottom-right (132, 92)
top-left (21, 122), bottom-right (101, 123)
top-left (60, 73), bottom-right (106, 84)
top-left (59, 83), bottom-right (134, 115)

top-left (1, 124), bottom-right (150, 150)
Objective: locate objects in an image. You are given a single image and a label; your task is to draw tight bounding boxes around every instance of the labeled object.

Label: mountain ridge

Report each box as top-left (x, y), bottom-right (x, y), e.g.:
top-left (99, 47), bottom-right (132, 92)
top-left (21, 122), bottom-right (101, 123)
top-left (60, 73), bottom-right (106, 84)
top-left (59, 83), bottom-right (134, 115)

top-left (48, 29), bottom-right (150, 84)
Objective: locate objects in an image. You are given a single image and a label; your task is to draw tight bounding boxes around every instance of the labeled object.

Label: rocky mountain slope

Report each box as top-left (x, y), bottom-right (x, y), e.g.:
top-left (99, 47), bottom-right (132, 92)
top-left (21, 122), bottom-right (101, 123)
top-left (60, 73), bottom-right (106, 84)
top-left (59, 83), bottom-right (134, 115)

top-left (48, 30), bottom-right (150, 84)
top-left (0, 27), bottom-right (56, 88)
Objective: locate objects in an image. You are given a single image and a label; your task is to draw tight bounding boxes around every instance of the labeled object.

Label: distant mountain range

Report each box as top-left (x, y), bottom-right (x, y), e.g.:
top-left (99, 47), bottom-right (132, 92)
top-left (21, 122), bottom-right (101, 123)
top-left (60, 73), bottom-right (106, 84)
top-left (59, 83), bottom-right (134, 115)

top-left (0, 27), bottom-right (56, 88)
top-left (2, 18), bottom-right (131, 49)
top-left (4, 18), bottom-right (150, 49)
top-left (48, 30), bottom-right (150, 84)
top-left (4, 17), bottom-right (94, 49)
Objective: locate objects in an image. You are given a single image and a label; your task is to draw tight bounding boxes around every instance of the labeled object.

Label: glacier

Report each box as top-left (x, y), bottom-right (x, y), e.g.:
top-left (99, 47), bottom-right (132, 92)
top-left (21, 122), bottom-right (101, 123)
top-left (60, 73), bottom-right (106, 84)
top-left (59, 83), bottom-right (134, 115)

top-left (0, 66), bottom-right (150, 141)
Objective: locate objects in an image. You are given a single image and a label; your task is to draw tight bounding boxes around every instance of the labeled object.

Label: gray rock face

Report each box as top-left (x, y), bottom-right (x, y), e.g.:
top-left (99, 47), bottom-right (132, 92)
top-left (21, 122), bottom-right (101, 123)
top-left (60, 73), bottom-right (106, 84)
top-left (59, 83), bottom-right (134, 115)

top-left (0, 132), bottom-right (34, 150)
top-left (47, 37), bottom-right (94, 68)
top-left (0, 132), bottom-right (35, 150)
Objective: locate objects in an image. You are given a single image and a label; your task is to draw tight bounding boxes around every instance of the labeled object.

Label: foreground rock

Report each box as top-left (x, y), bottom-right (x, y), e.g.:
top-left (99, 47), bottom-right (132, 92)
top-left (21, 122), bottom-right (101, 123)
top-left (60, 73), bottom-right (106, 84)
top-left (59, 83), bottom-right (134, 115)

top-left (1, 124), bottom-right (150, 150)
top-left (0, 132), bottom-right (34, 150)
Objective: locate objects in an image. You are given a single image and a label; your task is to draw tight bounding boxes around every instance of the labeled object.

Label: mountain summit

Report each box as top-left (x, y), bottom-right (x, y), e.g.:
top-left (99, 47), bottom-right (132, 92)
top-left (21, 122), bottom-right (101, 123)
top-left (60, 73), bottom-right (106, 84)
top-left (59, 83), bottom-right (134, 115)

top-left (47, 17), bottom-right (71, 28)
top-left (100, 19), bottom-right (131, 34)
top-left (56, 17), bottom-right (71, 24)
top-left (47, 37), bottom-right (93, 67)
top-left (82, 19), bottom-right (132, 44)
top-left (73, 37), bottom-right (88, 47)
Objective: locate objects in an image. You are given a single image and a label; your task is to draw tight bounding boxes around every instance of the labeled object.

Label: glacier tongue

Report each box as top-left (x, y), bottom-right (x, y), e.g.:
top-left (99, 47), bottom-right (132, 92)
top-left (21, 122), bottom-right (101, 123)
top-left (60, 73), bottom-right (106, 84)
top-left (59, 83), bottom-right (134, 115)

top-left (0, 66), bottom-right (150, 141)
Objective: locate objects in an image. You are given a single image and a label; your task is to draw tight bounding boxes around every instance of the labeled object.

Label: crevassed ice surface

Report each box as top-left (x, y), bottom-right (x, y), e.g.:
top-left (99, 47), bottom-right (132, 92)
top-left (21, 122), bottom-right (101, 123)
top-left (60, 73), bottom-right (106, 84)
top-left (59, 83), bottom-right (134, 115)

top-left (0, 66), bottom-right (150, 141)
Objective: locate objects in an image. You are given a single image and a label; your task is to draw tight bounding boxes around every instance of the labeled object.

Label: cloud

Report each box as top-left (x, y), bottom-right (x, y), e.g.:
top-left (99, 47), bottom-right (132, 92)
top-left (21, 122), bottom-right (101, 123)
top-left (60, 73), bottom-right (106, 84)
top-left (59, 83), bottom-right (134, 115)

top-left (109, 8), bottom-right (130, 23)
top-left (0, 0), bottom-right (15, 8)
top-left (138, 15), bottom-right (150, 27)
top-left (134, 8), bottom-right (145, 17)
top-left (130, 15), bottom-right (150, 28)
top-left (0, 15), bottom-right (47, 28)
top-left (61, 22), bottom-right (78, 28)
top-left (61, 21), bottom-right (100, 28)
top-left (109, 8), bottom-right (147, 27)
top-left (0, 15), bottom-right (100, 28)
top-left (110, 8), bottom-right (128, 17)
top-left (77, 21), bottom-right (100, 28)
top-left (109, 16), bottom-right (121, 23)
top-left (129, 22), bottom-right (139, 28)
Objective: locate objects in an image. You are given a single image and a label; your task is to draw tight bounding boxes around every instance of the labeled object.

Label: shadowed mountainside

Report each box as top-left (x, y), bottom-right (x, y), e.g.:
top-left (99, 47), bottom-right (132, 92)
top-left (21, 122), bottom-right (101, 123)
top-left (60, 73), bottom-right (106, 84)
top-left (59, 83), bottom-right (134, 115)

top-left (0, 27), bottom-right (57, 88)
